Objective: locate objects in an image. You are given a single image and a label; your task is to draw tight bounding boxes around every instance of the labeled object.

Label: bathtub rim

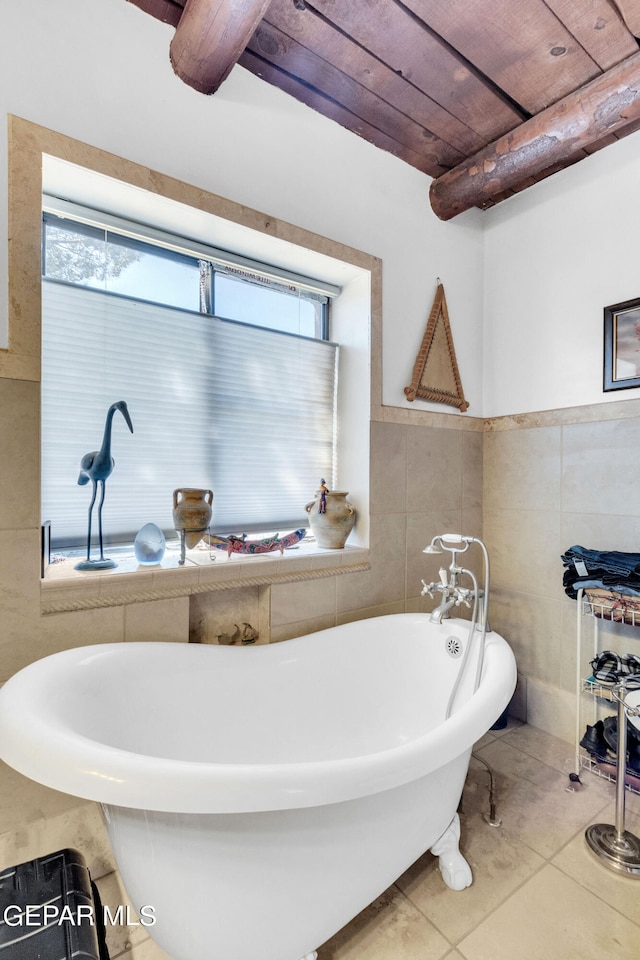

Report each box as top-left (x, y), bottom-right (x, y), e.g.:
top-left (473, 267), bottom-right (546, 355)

top-left (0, 615), bottom-right (516, 814)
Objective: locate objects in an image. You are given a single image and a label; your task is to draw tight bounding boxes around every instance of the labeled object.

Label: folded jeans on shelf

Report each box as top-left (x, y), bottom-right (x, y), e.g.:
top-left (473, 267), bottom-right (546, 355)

top-left (561, 545), bottom-right (640, 577)
top-left (561, 546), bottom-right (640, 599)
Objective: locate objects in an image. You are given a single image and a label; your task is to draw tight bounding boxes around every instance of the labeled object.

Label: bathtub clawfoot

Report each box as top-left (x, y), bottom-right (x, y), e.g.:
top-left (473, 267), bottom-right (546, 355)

top-left (299, 953), bottom-right (318, 960)
top-left (430, 813), bottom-right (472, 891)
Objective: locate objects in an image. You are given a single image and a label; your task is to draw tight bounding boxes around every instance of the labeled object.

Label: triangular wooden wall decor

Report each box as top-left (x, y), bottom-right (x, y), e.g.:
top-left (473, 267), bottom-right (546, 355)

top-left (404, 281), bottom-right (469, 412)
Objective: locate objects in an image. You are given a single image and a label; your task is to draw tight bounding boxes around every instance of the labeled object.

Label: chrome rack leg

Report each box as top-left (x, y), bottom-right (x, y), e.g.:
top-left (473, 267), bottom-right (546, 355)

top-left (585, 677), bottom-right (640, 876)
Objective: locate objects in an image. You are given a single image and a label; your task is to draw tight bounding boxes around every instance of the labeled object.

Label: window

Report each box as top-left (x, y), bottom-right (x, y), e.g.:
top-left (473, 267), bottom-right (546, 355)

top-left (41, 202), bottom-right (340, 548)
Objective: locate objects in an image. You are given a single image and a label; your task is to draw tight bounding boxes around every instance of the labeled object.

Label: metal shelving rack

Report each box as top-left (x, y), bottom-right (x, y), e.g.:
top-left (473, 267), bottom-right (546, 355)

top-left (578, 679), bottom-right (640, 796)
top-left (575, 588), bottom-right (640, 783)
top-left (581, 588), bottom-right (640, 626)
top-left (575, 587), bottom-right (640, 875)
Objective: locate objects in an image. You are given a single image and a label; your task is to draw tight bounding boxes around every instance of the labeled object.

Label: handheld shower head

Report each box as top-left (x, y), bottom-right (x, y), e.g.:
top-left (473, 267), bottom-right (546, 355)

top-left (423, 542), bottom-right (443, 555)
top-left (424, 534), bottom-right (471, 557)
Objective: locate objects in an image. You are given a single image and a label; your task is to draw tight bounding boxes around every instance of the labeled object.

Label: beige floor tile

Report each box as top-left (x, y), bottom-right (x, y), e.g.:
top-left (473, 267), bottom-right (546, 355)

top-left (395, 759), bottom-right (545, 941)
top-left (458, 864), bottom-right (640, 960)
top-left (500, 722), bottom-right (576, 773)
top-left (475, 734), bottom-right (573, 790)
top-left (473, 731), bottom-right (497, 751)
top-left (473, 717), bottom-right (524, 752)
top-left (487, 716), bottom-right (525, 738)
top-left (499, 776), bottom-right (612, 860)
top-left (552, 807), bottom-right (640, 926)
top-left (473, 741), bottom-right (614, 859)
top-left (317, 884), bottom-right (451, 960)
top-left (476, 730), bottom-right (614, 800)
top-left (397, 809), bottom-right (545, 942)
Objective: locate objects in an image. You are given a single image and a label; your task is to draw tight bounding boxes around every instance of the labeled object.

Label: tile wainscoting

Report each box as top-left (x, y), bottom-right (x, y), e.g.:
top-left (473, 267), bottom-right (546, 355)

top-left (484, 396), bottom-right (640, 742)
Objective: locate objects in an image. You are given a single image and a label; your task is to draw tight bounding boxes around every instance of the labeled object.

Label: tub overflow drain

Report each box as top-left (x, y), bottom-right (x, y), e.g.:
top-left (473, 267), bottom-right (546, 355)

top-left (446, 636), bottom-right (463, 658)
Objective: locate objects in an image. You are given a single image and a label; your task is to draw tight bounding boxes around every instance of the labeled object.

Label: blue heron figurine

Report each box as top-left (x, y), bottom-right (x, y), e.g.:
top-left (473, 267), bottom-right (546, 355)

top-left (75, 400), bottom-right (134, 570)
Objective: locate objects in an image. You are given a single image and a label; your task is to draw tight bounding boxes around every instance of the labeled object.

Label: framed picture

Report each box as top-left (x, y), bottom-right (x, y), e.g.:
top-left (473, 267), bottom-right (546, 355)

top-left (604, 297), bottom-right (640, 392)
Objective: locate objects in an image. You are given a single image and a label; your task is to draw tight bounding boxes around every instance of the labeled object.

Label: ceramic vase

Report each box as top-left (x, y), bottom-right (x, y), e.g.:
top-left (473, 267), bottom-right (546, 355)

top-left (305, 488), bottom-right (356, 549)
top-left (173, 488), bottom-right (213, 548)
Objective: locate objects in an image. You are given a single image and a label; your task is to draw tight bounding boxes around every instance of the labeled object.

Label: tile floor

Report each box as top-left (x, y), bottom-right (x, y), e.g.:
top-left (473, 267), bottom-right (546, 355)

top-left (114, 721), bottom-right (640, 960)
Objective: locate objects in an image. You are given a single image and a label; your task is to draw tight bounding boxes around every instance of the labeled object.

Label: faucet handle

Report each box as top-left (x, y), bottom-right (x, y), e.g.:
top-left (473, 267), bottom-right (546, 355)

top-left (454, 587), bottom-right (473, 608)
top-left (421, 579), bottom-right (435, 599)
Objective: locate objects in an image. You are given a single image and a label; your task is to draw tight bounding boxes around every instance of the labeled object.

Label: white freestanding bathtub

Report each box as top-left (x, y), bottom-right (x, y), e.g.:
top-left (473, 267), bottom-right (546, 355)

top-left (0, 613), bottom-right (515, 960)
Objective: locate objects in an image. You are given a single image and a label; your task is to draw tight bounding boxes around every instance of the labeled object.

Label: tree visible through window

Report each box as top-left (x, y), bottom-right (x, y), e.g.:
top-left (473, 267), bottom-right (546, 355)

top-left (44, 221), bottom-right (141, 285)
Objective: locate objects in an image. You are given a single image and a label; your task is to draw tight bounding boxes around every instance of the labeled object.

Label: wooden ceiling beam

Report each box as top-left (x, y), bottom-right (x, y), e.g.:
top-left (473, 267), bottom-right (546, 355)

top-left (169, 0), bottom-right (272, 94)
top-left (259, 0), bottom-right (484, 157)
top-left (430, 50), bottom-right (640, 220)
top-left (310, 0), bottom-right (525, 141)
top-left (239, 48), bottom-right (440, 175)
top-left (405, 0), bottom-right (602, 115)
top-left (243, 19), bottom-right (465, 173)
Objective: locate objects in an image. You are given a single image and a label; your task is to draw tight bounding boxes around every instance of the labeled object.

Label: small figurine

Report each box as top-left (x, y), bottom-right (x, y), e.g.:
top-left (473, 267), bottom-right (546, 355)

top-left (318, 478), bottom-right (329, 514)
top-left (75, 400), bottom-right (134, 570)
top-left (241, 623), bottom-right (259, 644)
top-left (215, 623), bottom-right (259, 645)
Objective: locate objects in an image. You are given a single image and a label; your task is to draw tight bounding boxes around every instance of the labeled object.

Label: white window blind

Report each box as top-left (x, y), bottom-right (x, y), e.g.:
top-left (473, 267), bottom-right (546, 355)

top-left (42, 281), bottom-right (338, 546)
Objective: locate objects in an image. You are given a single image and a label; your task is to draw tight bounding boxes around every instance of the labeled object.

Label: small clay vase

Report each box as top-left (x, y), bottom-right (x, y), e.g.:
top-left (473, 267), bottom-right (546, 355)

top-left (305, 487), bottom-right (355, 549)
top-left (173, 488), bottom-right (213, 548)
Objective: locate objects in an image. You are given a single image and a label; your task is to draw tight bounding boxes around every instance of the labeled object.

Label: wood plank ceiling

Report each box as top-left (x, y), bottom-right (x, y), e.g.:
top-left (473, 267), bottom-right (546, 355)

top-left (125, 0), bottom-right (640, 218)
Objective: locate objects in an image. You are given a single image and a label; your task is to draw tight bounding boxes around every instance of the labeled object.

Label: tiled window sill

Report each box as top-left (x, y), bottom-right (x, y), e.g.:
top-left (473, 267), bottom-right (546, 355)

top-left (40, 539), bottom-right (370, 614)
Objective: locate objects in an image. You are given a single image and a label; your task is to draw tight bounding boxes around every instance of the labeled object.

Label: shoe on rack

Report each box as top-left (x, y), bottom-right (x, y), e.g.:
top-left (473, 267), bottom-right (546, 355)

top-left (580, 720), bottom-right (608, 760)
top-left (600, 715), bottom-right (640, 767)
top-left (590, 650), bottom-right (624, 684)
top-left (623, 653), bottom-right (640, 682)
top-left (602, 715), bottom-right (618, 751)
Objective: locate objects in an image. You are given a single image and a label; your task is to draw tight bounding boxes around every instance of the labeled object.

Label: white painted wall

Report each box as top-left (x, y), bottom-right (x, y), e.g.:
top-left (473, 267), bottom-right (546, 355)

top-left (0, 0), bottom-right (484, 415)
top-left (484, 130), bottom-right (640, 418)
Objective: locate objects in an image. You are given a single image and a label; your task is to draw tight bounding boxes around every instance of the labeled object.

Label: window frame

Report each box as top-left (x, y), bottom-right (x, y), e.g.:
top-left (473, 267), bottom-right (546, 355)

top-left (41, 204), bottom-right (342, 549)
top-left (1, 125), bottom-right (376, 611)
